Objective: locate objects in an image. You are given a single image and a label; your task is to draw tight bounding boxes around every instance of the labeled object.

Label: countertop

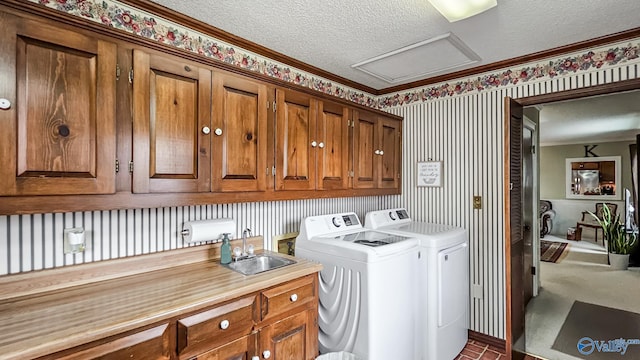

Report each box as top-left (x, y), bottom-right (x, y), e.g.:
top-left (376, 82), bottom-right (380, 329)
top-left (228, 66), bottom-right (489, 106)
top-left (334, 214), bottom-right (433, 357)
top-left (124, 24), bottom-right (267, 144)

top-left (0, 241), bottom-right (322, 360)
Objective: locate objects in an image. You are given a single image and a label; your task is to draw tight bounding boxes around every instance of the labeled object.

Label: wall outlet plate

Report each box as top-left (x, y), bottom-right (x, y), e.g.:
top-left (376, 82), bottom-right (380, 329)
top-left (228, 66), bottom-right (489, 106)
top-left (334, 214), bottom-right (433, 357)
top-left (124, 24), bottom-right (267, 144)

top-left (472, 284), bottom-right (484, 299)
top-left (64, 227), bottom-right (86, 254)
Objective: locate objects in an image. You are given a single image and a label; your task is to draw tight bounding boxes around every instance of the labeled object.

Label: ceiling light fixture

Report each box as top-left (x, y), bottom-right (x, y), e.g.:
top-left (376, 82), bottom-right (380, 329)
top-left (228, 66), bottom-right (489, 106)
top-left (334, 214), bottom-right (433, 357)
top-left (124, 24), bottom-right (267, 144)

top-left (428, 0), bottom-right (497, 22)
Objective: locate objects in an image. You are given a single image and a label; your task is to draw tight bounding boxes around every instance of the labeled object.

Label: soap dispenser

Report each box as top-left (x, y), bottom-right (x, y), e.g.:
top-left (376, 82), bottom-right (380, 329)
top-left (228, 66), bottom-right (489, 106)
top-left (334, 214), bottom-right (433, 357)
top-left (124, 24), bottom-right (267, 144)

top-left (220, 233), bottom-right (232, 265)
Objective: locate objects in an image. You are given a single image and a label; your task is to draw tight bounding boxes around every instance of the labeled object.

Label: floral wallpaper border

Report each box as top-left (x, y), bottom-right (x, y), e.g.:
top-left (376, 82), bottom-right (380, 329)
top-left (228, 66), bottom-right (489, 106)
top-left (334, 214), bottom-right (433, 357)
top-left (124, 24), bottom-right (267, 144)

top-left (26, 0), bottom-right (640, 110)
top-left (378, 41), bottom-right (640, 108)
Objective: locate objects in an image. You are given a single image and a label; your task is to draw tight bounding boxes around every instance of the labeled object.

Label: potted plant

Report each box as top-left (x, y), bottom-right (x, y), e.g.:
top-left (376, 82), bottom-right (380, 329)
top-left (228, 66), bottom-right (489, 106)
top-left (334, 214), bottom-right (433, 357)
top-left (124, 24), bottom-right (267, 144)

top-left (589, 203), bottom-right (637, 270)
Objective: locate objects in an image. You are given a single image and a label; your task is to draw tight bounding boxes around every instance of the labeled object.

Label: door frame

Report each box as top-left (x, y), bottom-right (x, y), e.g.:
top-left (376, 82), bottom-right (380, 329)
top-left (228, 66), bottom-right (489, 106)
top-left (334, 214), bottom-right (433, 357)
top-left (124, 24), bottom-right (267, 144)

top-left (504, 78), bottom-right (640, 358)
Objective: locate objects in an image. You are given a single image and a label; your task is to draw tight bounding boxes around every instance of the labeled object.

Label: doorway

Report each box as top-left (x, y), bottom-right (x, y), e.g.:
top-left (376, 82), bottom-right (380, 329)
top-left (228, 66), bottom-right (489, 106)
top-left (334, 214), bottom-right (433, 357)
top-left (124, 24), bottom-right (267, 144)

top-left (505, 78), bottom-right (640, 359)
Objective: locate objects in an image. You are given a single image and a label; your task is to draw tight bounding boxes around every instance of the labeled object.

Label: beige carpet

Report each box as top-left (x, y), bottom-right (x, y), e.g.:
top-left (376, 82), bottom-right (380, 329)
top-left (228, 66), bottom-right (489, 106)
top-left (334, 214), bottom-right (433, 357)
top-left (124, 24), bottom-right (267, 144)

top-left (525, 234), bottom-right (640, 360)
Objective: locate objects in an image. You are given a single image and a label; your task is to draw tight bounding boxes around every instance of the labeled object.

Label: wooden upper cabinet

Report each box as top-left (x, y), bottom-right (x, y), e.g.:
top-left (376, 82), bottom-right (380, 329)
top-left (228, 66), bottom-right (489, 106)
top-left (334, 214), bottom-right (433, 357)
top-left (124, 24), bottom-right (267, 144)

top-left (353, 110), bottom-right (402, 190)
top-left (275, 89), bottom-right (349, 191)
top-left (0, 14), bottom-right (116, 196)
top-left (275, 89), bottom-right (318, 191)
top-left (317, 101), bottom-right (350, 190)
top-left (378, 116), bottom-right (402, 189)
top-left (132, 49), bottom-right (212, 193)
top-left (212, 72), bottom-right (268, 192)
top-left (353, 110), bottom-right (377, 189)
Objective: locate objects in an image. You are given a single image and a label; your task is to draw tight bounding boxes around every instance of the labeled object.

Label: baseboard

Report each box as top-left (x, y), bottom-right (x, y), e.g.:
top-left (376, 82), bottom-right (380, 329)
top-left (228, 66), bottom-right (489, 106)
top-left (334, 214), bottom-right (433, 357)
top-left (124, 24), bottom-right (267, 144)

top-left (468, 330), bottom-right (506, 351)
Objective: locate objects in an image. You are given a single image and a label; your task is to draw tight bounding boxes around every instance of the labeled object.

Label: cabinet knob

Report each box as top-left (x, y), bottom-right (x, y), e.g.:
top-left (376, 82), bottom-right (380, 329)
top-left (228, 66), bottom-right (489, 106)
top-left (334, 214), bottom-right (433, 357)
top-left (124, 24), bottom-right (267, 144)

top-left (219, 319), bottom-right (230, 330)
top-left (311, 141), bottom-right (317, 147)
top-left (379, 150), bottom-right (384, 155)
top-left (290, 293), bottom-right (298, 302)
top-left (263, 350), bottom-right (271, 359)
top-left (374, 150), bottom-right (380, 155)
top-left (0, 98), bottom-right (10, 110)
top-left (202, 126), bottom-right (211, 135)
top-left (214, 128), bottom-right (223, 136)
top-left (318, 142), bottom-right (325, 148)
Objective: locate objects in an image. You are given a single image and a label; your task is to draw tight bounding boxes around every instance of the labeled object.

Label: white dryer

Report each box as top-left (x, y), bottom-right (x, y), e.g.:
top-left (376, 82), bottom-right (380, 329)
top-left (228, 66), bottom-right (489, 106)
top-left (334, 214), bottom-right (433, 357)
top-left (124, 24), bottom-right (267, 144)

top-left (296, 212), bottom-right (421, 360)
top-left (365, 208), bottom-right (469, 360)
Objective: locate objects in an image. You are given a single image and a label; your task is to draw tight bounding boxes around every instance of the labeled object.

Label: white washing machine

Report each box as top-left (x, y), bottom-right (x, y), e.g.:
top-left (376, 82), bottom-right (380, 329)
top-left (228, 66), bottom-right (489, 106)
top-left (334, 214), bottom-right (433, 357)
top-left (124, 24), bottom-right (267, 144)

top-left (365, 208), bottom-right (469, 360)
top-left (296, 212), bottom-right (421, 360)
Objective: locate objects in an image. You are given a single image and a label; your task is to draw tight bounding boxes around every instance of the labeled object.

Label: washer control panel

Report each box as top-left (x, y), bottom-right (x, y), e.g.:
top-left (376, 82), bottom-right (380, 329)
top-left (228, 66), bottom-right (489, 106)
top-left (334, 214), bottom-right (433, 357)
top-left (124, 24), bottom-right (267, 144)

top-left (332, 214), bottom-right (359, 228)
top-left (364, 208), bottom-right (412, 229)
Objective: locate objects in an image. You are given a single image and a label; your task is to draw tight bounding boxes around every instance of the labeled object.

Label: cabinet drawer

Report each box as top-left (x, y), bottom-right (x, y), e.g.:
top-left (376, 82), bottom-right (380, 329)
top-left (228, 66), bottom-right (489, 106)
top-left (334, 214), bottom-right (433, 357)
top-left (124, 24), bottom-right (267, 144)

top-left (261, 275), bottom-right (316, 321)
top-left (56, 323), bottom-right (172, 360)
top-left (177, 295), bottom-right (257, 359)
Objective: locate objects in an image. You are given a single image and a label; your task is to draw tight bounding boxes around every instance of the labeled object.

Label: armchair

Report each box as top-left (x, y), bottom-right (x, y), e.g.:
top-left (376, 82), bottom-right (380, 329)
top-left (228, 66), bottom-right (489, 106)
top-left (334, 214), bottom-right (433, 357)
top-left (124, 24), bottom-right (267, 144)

top-left (576, 202), bottom-right (618, 244)
top-left (540, 200), bottom-right (556, 238)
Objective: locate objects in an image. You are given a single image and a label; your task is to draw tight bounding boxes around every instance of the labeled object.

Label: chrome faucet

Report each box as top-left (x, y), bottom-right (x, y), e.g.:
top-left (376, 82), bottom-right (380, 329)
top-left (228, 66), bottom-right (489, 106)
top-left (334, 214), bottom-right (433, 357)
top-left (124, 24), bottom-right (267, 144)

top-left (236, 228), bottom-right (253, 259)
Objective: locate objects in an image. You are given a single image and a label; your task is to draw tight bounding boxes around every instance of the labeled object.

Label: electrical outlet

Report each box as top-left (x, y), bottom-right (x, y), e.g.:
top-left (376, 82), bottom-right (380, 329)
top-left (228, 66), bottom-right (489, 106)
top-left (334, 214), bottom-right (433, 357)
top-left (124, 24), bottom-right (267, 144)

top-left (473, 196), bottom-right (482, 210)
top-left (64, 227), bottom-right (86, 254)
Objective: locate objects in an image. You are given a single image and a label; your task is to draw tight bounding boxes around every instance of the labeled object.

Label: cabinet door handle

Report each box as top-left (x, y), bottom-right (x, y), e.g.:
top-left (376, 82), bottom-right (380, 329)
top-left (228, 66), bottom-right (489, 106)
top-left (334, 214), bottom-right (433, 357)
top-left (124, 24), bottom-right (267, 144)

top-left (214, 128), bottom-right (223, 136)
top-left (263, 350), bottom-right (271, 359)
top-left (202, 126), bottom-right (211, 135)
top-left (290, 293), bottom-right (298, 302)
top-left (318, 142), bottom-right (324, 148)
top-left (311, 141), bottom-right (317, 147)
top-left (219, 319), bottom-right (230, 330)
top-left (0, 98), bottom-right (11, 110)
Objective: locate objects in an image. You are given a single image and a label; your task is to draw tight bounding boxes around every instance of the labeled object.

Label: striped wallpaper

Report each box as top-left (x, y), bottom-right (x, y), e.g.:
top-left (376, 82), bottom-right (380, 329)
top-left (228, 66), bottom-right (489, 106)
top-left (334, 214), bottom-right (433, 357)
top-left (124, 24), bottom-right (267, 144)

top-left (0, 196), bottom-right (399, 275)
top-left (387, 61), bottom-right (640, 339)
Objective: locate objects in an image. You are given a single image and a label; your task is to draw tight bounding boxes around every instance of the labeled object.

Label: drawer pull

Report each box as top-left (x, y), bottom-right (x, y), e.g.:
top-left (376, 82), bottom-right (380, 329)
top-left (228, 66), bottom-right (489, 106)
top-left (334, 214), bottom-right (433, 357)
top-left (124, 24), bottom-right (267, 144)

top-left (290, 293), bottom-right (298, 302)
top-left (219, 319), bottom-right (230, 330)
top-left (263, 350), bottom-right (271, 359)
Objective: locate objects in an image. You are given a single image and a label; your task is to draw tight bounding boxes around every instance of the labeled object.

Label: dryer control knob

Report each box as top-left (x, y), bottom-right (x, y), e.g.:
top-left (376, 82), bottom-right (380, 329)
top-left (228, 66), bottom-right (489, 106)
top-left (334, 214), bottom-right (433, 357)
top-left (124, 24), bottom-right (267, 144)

top-left (389, 211), bottom-right (397, 220)
top-left (332, 216), bottom-right (343, 227)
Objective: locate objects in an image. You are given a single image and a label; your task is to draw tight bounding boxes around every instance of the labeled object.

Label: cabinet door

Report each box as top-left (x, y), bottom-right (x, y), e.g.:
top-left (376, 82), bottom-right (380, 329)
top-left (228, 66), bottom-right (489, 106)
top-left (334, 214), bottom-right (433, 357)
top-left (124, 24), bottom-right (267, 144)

top-left (275, 88), bottom-right (318, 191)
top-left (316, 101), bottom-right (349, 190)
top-left (258, 310), bottom-right (317, 360)
top-left (0, 14), bottom-right (116, 195)
top-left (352, 110), bottom-right (377, 189)
top-left (212, 73), bottom-right (268, 192)
top-left (377, 116), bottom-right (402, 189)
top-left (132, 50), bottom-right (212, 193)
top-left (192, 334), bottom-right (257, 360)
top-left (55, 323), bottom-right (172, 360)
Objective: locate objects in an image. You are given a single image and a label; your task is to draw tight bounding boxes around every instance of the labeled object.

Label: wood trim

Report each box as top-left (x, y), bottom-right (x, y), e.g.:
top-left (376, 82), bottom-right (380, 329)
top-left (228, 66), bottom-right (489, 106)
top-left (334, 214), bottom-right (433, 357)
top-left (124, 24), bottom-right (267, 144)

top-left (468, 330), bottom-right (506, 351)
top-left (0, 188), bottom-right (401, 215)
top-left (379, 27), bottom-right (640, 94)
top-left (516, 78), bottom-right (640, 106)
top-left (0, 237), bottom-right (264, 301)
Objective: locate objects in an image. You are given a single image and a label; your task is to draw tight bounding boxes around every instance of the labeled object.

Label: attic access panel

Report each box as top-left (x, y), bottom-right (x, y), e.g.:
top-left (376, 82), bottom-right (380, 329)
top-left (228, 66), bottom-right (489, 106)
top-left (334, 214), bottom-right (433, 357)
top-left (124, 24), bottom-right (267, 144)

top-left (351, 33), bottom-right (481, 84)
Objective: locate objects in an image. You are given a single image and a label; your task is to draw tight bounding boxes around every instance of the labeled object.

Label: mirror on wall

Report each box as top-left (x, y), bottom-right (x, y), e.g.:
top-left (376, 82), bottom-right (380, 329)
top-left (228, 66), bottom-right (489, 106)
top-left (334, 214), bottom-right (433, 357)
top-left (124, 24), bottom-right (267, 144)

top-left (565, 156), bottom-right (621, 200)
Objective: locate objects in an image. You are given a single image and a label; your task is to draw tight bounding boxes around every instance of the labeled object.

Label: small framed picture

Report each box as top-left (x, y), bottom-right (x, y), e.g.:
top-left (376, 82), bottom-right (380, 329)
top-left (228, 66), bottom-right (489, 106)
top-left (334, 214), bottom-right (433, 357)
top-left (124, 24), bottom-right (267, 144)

top-left (417, 161), bottom-right (443, 187)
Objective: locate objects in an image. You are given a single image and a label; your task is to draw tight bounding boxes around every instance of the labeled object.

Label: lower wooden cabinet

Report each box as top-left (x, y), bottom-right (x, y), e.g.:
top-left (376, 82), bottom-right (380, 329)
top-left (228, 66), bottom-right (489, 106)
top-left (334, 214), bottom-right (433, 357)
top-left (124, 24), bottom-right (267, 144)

top-left (258, 310), bottom-right (318, 360)
top-left (55, 323), bottom-right (173, 360)
top-left (46, 274), bottom-right (318, 360)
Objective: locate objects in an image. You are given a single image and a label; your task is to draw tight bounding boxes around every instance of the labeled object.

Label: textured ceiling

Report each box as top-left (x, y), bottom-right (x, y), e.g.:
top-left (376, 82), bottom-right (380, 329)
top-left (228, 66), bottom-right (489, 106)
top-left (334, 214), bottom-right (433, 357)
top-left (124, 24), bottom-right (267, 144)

top-left (149, 0), bottom-right (640, 90)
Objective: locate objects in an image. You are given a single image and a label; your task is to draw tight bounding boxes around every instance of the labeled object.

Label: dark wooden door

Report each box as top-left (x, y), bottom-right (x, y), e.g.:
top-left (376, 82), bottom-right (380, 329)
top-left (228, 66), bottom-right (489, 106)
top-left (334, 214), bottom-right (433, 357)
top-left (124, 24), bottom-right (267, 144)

top-left (377, 116), bottom-right (402, 189)
top-left (522, 125), bottom-right (534, 305)
top-left (275, 88), bottom-right (317, 191)
top-left (316, 100), bottom-right (349, 190)
top-left (352, 110), bottom-right (377, 189)
top-left (0, 13), bottom-right (116, 195)
top-left (506, 97), bottom-right (526, 358)
top-left (132, 50), bottom-right (212, 193)
top-left (258, 311), bottom-right (315, 360)
top-left (212, 72), bottom-right (268, 192)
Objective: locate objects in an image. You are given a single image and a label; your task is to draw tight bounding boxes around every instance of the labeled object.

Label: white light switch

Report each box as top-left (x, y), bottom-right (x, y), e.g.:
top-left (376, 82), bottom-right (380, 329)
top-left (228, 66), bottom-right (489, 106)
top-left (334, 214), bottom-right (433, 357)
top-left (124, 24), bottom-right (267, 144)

top-left (472, 284), bottom-right (483, 299)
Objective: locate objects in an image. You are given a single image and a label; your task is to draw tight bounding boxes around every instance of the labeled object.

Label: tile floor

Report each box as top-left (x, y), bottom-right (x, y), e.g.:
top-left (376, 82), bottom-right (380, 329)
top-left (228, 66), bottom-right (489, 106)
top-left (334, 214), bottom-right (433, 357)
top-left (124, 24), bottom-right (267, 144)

top-left (456, 339), bottom-right (542, 360)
